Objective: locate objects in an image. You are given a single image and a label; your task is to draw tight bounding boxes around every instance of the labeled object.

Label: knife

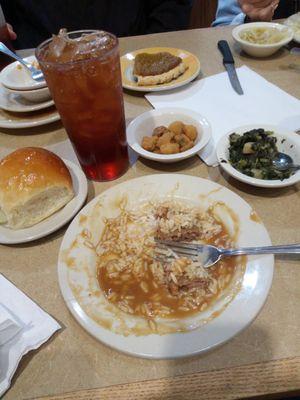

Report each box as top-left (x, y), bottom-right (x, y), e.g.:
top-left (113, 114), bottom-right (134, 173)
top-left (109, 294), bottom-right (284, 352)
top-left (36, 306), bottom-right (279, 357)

top-left (218, 40), bottom-right (244, 95)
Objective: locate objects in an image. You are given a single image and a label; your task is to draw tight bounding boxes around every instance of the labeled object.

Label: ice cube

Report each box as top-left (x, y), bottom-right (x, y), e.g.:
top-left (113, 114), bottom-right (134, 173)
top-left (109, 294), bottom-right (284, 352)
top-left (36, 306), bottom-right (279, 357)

top-left (46, 29), bottom-right (68, 61)
top-left (71, 32), bottom-right (116, 61)
top-left (44, 30), bottom-right (116, 63)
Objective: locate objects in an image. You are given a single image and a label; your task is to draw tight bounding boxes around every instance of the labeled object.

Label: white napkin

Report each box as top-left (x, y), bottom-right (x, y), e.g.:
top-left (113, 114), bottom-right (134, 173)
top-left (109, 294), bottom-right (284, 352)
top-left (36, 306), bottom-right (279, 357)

top-left (146, 66), bottom-right (300, 166)
top-left (47, 140), bottom-right (80, 165)
top-left (47, 140), bottom-right (139, 167)
top-left (0, 305), bottom-right (22, 346)
top-left (0, 275), bottom-right (61, 397)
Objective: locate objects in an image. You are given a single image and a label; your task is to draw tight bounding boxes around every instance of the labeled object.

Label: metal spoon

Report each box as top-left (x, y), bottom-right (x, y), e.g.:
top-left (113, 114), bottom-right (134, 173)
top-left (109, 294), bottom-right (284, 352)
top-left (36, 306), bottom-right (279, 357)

top-left (272, 152), bottom-right (300, 172)
top-left (0, 42), bottom-right (44, 81)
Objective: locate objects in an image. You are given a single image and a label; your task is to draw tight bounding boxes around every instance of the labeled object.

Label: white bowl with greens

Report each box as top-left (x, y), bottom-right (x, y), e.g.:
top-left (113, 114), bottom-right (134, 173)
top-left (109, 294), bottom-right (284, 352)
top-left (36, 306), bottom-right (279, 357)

top-left (216, 125), bottom-right (300, 188)
top-left (232, 22), bottom-right (293, 57)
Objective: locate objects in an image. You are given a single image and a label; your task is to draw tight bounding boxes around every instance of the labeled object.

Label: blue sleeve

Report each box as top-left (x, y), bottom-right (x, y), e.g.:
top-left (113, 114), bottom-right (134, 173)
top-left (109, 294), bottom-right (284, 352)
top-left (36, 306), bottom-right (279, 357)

top-left (212, 0), bottom-right (246, 27)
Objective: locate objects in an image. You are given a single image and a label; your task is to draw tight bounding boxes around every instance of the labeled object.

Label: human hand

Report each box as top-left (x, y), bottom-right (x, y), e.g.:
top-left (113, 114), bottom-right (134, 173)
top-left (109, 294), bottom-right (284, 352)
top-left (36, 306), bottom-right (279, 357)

top-left (238, 0), bottom-right (279, 22)
top-left (7, 23), bottom-right (17, 40)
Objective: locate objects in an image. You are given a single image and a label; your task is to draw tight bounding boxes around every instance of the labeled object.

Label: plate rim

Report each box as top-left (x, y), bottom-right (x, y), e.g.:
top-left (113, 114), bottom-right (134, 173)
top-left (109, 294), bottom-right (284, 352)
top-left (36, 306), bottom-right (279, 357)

top-left (57, 174), bottom-right (274, 359)
top-left (0, 159), bottom-right (88, 244)
top-left (0, 99), bottom-right (54, 113)
top-left (120, 47), bottom-right (201, 92)
top-left (216, 124), bottom-right (300, 188)
top-left (0, 108), bottom-right (60, 129)
top-left (0, 85), bottom-right (54, 113)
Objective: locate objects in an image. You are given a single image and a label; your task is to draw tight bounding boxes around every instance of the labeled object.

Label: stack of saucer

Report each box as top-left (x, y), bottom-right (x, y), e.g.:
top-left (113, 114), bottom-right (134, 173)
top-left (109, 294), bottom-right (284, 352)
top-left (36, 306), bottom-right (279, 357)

top-left (0, 55), bottom-right (60, 129)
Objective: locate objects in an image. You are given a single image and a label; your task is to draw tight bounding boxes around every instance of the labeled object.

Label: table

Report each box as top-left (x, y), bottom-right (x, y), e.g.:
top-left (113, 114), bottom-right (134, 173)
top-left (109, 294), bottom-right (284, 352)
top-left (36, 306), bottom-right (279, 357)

top-left (1, 25), bottom-right (300, 400)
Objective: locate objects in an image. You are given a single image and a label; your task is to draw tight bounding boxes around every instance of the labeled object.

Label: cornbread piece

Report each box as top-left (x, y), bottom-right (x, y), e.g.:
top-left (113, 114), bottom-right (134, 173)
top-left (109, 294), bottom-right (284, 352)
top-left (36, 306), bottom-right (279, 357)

top-left (133, 52), bottom-right (187, 86)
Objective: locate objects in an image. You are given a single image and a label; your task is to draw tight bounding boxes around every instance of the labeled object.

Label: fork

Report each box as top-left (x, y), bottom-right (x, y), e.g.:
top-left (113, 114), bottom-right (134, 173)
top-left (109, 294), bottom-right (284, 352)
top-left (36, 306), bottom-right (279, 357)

top-left (0, 42), bottom-right (44, 81)
top-left (155, 240), bottom-right (300, 268)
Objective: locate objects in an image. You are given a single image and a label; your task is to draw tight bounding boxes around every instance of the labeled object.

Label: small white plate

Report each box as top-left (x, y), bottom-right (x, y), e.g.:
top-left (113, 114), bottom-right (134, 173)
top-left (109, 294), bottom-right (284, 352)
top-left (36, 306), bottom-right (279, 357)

top-left (0, 159), bottom-right (88, 244)
top-left (121, 47), bottom-right (200, 92)
top-left (0, 85), bottom-right (53, 113)
top-left (284, 12), bottom-right (300, 44)
top-left (0, 55), bottom-right (46, 91)
top-left (216, 124), bottom-right (300, 188)
top-left (58, 174), bottom-right (273, 359)
top-left (127, 107), bottom-right (211, 163)
top-left (0, 106), bottom-right (60, 129)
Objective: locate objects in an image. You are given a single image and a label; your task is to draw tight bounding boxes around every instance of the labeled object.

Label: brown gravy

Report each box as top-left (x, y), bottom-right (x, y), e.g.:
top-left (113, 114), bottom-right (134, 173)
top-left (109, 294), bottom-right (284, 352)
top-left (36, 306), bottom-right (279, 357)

top-left (133, 52), bottom-right (181, 76)
top-left (250, 211), bottom-right (261, 223)
top-left (97, 222), bottom-right (238, 319)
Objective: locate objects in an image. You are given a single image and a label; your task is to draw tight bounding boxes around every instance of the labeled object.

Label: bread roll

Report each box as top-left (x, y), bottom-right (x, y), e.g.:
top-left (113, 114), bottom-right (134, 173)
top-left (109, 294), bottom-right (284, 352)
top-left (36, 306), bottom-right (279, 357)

top-left (0, 147), bottom-right (74, 229)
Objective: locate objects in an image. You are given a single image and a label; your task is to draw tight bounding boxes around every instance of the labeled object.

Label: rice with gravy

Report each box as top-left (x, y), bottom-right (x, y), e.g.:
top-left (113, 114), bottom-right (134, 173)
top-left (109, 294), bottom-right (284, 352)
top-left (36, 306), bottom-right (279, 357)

top-left (96, 200), bottom-right (238, 321)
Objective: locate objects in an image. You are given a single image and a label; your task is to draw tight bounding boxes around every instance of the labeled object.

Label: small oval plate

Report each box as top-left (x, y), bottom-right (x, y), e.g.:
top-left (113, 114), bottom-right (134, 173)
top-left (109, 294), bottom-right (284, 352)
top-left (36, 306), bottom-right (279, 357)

top-left (120, 47), bottom-right (200, 92)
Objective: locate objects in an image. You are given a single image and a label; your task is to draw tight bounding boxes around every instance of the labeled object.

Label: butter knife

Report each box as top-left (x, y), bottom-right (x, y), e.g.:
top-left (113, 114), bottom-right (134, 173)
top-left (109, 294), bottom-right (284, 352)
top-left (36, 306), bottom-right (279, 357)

top-left (218, 40), bottom-right (244, 95)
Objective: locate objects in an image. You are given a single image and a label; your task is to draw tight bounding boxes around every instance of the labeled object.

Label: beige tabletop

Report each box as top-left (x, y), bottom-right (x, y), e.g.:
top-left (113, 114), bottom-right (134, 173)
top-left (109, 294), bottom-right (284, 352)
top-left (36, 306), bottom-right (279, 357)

top-left (1, 26), bottom-right (300, 400)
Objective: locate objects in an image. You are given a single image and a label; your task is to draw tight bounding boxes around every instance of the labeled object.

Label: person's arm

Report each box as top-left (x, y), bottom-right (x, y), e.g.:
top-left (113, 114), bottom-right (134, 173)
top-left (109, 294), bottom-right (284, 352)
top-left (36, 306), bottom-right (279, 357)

top-left (238, 0), bottom-right (279, 22)
top-left (144, 0), bottom-right (193, 34)
top-left (6, 23), bottom-right (17, 40)
top-left (212, 0), bottom-right (245, 26)
top-left (213, 0), bottom-right (279, 26)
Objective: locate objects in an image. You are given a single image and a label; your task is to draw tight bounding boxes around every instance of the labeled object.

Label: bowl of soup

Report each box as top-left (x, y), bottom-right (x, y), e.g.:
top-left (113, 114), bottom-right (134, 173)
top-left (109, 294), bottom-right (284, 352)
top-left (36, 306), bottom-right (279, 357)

top-left (232, 22), bottom-right (293, 57)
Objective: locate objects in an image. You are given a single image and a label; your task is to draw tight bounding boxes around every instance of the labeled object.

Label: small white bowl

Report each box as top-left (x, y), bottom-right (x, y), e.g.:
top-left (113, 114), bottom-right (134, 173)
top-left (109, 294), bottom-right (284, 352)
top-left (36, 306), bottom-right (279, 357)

top-left (6, 85), bottom-right (51, 103)
top-left (216, 124), bottom-right (300, 188)
top-left (127, 107), bottom-right (211, 163)
top-left (232, 22), bottom-right (293, 58)
top-left (0, 55), bottom-right (46, 91)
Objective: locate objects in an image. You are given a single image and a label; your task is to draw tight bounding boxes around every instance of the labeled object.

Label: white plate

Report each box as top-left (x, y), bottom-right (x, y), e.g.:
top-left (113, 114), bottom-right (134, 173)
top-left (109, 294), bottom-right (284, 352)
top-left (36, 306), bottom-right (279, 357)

top-left (0, 106), bottom-right (60, 129)
top-left (0, 85), bottom-right (53, 113)
top-left (216, 124), bottom-right (300, 188)
top-left (127, 107), bottom-right (211, 163)
top-left (284, 12), bottom-right (300, 44)
top-left (0, 159), bottom-right (88, 244)
top-left (0, 55), bottom-right (46, 91)
top-left (58, 174), bottom-right (273, 359)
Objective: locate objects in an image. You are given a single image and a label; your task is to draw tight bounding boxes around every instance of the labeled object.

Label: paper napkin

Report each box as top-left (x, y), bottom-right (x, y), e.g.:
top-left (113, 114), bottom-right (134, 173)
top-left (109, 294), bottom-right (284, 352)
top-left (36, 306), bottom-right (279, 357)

top-left (0, 305), bottom-right (22, 346)
top-left (0, 275), bottom-right (61, 397)
top-left (146, 66), bottom-right (300, 166)
top-left (47, 140), bottom-right (80, 165)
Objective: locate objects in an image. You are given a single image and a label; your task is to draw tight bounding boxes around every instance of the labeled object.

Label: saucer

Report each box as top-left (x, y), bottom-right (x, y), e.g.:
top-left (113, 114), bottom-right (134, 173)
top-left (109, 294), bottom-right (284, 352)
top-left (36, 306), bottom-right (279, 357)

top-left (0, 106), bottom-right (60, 129)
top-left (0, 85), bottom-right (54, 113)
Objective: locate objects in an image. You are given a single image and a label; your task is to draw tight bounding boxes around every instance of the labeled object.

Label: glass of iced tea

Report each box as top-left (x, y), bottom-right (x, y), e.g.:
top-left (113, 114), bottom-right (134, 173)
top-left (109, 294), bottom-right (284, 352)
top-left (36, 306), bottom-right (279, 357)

top-left (36, 30), bottom-right (129, 181)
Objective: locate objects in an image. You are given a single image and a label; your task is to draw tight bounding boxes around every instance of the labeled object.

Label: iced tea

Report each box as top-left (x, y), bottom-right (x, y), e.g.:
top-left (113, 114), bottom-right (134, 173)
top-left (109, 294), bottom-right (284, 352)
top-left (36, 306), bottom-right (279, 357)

top-left (36, 30), bottom-right (128, 181)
